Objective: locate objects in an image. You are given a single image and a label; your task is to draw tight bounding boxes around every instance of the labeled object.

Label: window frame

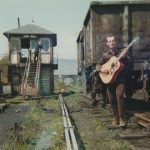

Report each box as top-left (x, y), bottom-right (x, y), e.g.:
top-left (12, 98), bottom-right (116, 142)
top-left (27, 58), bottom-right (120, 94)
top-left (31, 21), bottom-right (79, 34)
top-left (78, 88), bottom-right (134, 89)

top-left (11, 38), bottom-right (20, 52)
top-left (40, 38), bottom-right (50, 52)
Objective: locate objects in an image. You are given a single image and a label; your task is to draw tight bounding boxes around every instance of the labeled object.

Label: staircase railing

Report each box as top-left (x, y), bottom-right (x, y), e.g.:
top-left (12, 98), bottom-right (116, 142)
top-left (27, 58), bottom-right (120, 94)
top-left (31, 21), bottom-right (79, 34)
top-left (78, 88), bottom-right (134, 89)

top-left (22, 49), bottom-right (31, 97)
top-left (35, 51), bottom-right (41, 96)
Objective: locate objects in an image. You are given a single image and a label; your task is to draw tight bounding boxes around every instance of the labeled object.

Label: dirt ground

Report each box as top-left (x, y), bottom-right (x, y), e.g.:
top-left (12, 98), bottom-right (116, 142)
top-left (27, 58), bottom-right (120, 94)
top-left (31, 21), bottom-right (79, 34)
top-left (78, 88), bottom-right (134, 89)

top-left (63, 85), bottom-right (150, 150)
top-left (0, 96), bottom-right (66, 150)
top-left (1, 82), bottom-right (150, 150)
top-left (64, 92), bottom-right (131, 150)
top-left (0, 102), bottom-right (30, 149)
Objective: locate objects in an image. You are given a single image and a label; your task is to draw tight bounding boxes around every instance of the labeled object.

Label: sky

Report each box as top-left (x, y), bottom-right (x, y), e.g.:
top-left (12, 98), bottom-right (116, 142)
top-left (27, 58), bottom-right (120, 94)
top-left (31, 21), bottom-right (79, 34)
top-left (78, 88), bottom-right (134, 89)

top-left (0, 0), bottom-right (140, 59)
top-left (0, 0), bottom-right (94, 59)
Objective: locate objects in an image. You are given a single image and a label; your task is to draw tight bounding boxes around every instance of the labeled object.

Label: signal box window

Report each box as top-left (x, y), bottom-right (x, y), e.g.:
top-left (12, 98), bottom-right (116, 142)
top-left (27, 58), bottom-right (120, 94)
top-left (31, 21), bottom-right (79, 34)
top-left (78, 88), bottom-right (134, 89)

top-left (41, 39), bottom-right (50, 52)
top-left (30, 40), bottom-right (36, 50)
top-left (11, 38), bottom-right (19, 52)
top-left (21, 39), bottom-right (30, 49)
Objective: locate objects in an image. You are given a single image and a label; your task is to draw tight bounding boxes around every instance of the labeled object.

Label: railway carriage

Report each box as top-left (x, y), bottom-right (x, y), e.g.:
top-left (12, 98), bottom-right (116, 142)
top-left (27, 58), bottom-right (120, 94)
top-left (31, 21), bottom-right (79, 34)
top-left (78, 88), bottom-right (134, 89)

top-left (77, 1), bottom-right (150, 99)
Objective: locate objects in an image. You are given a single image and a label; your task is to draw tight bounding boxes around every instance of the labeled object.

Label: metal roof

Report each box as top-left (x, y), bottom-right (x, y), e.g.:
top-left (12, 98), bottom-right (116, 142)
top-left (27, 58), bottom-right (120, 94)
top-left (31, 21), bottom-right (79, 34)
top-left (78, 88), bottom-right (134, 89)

top-left (3, 23), bottom-right (55, 37)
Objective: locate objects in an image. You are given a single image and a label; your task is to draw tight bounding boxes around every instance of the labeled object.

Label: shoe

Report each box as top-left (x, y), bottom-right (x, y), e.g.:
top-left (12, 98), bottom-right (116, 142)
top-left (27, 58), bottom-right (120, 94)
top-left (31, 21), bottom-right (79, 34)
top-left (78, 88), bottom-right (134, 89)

top-left (119, 118), bottom-right (126, 127)
top-left (111, 118), bottom-right (119, 126)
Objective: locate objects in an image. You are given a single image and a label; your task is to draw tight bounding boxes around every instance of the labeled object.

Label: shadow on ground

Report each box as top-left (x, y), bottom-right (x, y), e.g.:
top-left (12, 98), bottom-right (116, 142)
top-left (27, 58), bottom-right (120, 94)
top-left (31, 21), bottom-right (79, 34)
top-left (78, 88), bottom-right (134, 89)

top-left (60, 91), bottom-right (76, 97)
top-left (125, 98), bottom-right (150, 112)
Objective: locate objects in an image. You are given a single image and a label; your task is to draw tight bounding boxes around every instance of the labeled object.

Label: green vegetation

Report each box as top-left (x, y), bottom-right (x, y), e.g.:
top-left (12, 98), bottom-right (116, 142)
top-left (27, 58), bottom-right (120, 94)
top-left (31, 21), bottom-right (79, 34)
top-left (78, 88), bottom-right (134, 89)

top-left (2, 97), bottom-right (65, 150)
top-left (64, 91), bottom-right (130, 150)
top-left (54, 80), bottom-right (68, 93)
top-left (0, 56), bottom-right (10, 65)
top-left (6, 96), bottom-right (24, 104)
top-left (2, 79), bottom-right (131, 150)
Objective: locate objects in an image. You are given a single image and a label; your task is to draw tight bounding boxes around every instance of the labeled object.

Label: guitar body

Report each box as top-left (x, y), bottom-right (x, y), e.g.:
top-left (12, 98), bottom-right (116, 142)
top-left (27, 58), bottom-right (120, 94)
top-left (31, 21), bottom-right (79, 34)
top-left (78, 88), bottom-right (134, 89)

top-left (100, 56), bottom-right (124, 84)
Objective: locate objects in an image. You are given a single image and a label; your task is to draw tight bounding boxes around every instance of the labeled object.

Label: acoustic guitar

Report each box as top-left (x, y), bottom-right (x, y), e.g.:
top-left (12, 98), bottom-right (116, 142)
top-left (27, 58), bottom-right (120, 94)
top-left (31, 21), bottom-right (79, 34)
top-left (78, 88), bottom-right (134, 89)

top-left (100, 37), bottom-right (140, 84)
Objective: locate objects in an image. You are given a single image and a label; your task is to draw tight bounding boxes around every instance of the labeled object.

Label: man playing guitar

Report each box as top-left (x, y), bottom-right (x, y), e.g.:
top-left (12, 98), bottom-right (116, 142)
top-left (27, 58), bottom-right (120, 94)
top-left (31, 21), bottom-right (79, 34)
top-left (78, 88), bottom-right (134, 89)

top-left (100, 34), bottom-right (129, 127)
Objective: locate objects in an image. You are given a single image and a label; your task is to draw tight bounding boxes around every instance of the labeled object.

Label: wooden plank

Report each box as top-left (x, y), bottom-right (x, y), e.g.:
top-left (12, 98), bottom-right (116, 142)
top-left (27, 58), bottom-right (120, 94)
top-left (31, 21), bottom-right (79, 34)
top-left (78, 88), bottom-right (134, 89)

top-left (107, 124), bottom-right (121, 130)
top-left (118, 132), bottom-right (150, 139)
top-left (137, 120), bottom-right (148, 128)
top-left (135, 113), bottom-right (150, 123)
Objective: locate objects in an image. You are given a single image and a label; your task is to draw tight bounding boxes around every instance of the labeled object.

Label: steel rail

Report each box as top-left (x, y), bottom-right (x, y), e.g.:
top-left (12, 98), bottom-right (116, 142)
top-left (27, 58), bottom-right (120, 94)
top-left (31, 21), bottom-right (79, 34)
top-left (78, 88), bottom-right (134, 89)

top-left (60, 100), bottom-right (72, 150)
top-left (63, 104), bottom-right (78, 150)
top-left (59, 94), bottom-right (78, 150)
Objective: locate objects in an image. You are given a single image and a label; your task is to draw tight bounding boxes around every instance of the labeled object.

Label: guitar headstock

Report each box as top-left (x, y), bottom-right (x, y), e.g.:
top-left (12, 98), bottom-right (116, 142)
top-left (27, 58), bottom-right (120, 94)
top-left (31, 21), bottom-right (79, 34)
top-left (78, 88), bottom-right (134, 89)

top-left (130, 36), bottom-right (140, 46)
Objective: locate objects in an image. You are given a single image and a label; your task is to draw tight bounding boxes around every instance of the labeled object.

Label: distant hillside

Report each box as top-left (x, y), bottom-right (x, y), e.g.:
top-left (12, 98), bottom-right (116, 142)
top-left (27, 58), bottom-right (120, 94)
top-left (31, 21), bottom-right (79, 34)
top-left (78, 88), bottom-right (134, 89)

top-left (54, 59), bottom-right (77, 75)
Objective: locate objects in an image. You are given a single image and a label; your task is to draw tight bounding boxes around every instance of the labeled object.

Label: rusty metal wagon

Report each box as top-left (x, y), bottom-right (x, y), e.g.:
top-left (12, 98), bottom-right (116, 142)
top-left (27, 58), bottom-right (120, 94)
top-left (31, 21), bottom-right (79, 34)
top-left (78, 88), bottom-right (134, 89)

top-left (77, 1), bottom-right (150, 100)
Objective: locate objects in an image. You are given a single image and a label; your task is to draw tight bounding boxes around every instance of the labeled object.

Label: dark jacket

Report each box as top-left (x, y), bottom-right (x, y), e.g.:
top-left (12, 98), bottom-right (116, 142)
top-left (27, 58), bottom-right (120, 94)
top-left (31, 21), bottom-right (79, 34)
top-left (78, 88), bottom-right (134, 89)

top-left (35, 44), bottom-right (42, 54)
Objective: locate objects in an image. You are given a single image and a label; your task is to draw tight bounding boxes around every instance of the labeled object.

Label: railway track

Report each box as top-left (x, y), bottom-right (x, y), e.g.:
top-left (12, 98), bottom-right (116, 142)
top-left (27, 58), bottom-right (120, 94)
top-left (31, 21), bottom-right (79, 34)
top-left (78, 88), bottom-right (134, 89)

top-left (62, 90), bottom-right (150, 150)
top-left (58, 94), bottom-right (78, 150)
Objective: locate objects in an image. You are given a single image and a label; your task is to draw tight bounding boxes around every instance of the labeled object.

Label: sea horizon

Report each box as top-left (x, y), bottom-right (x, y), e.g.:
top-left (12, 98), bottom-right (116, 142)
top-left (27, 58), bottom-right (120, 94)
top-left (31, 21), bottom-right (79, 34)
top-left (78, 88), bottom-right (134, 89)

top-left (54, 58), bottom-right (77, 75)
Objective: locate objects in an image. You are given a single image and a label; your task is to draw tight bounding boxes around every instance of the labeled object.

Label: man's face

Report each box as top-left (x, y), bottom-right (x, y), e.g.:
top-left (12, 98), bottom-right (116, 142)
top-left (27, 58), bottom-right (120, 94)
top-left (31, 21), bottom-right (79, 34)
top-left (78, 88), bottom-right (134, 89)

top-left (106, 36), bottom-right (117, 50)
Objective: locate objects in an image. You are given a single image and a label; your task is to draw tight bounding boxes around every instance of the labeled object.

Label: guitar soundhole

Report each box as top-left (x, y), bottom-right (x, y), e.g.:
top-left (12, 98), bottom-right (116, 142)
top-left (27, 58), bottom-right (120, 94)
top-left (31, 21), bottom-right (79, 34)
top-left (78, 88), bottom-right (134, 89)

top-left (111, 63), bottom-right (115, 68)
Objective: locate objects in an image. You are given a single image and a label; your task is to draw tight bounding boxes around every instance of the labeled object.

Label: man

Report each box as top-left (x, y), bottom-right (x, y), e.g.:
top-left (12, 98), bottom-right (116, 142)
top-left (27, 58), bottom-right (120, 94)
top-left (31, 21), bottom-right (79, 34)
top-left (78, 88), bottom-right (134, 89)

top-left (100, 34), bottom-right (128, 127)
top-left (34, 41), bottom-right (42, 63)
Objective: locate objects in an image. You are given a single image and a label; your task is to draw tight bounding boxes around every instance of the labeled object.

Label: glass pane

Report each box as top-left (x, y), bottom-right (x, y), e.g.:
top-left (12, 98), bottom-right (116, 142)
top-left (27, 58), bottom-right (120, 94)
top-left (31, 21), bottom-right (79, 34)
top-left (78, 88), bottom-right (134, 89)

top-left (11, 38), bottom-right (19, 52)
top-left (41, 39), bottom-right (49, 52)
top-left (30, 40), bottom-right (37, 49)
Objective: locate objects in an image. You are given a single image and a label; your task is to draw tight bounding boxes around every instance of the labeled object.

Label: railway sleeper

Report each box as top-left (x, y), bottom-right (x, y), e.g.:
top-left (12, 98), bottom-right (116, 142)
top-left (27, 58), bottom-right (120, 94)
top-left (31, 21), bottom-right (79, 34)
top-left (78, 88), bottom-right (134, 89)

top-left (138, 121), bottom-right (150, 132)
top-left (117, 132), bottom-right (150, 140)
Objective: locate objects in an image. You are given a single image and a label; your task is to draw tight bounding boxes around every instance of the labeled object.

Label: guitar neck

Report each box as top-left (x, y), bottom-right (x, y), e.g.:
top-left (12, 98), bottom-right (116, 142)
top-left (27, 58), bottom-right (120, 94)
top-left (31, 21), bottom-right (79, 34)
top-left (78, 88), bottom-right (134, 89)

top-left (117, 43), bottom-right (132, 61)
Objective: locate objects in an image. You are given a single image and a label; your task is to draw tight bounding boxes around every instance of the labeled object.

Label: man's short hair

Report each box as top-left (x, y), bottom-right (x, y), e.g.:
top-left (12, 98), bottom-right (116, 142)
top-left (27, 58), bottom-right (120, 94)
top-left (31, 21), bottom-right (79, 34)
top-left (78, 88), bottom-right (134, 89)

top-left (106, 33), bottom-right (117, 41)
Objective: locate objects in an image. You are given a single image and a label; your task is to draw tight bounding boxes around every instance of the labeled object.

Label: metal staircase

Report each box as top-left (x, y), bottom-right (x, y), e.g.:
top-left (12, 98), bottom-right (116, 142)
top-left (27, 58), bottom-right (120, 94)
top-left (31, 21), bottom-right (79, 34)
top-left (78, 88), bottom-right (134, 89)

top-left (21, 51), bottom-right (41, 98)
